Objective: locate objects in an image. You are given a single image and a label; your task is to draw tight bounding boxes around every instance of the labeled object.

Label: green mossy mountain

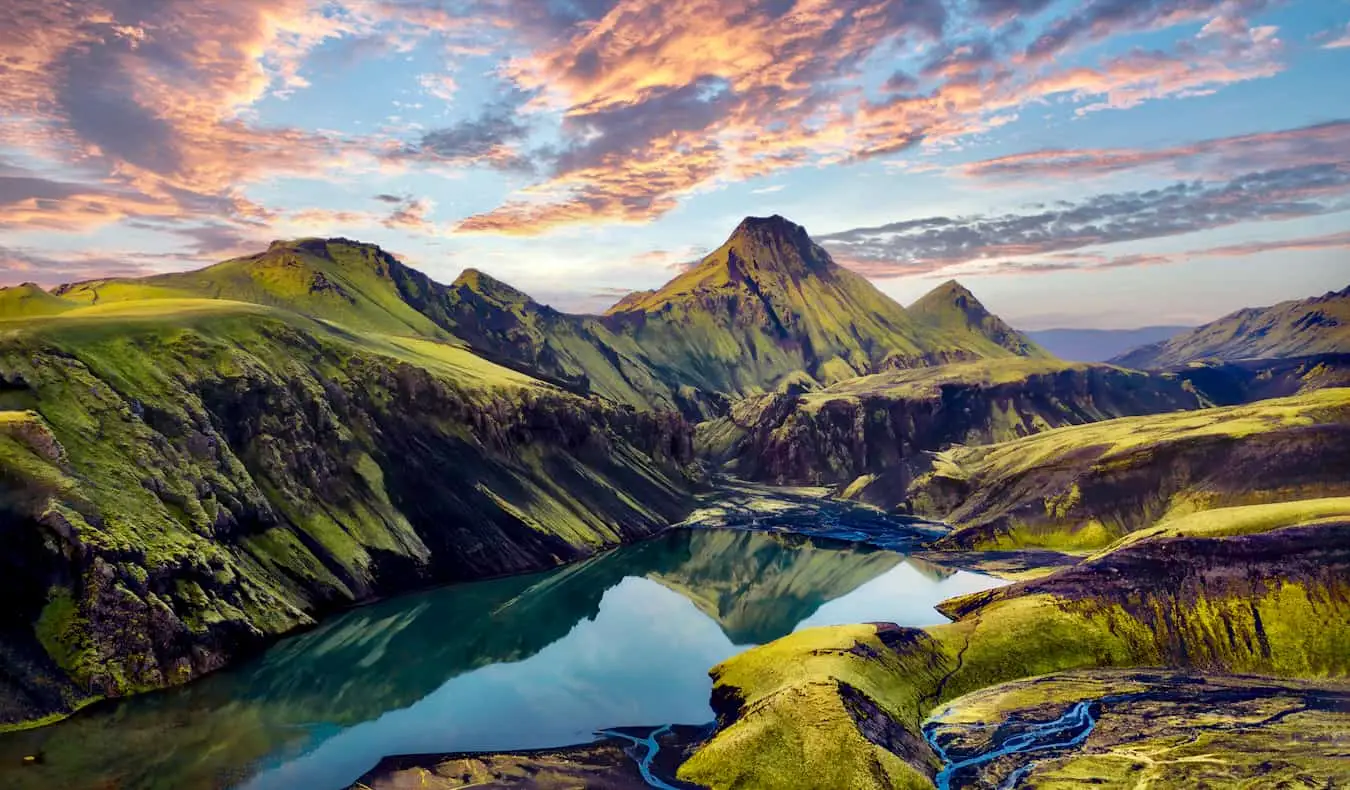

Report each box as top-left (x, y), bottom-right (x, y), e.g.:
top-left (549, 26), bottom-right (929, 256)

top-left (1112, 284), bottom-right (1350, 368)
top-left (0, 300), bottom-right (696, 729)
top-left (698, 359), bottom-right (1202, 486)
top-left (600, 216), bottom-right (1044, 394)
top-left (907, 280), bottom-right (1045, 358)
top-left (24, 220), bottom-right (1047, 417)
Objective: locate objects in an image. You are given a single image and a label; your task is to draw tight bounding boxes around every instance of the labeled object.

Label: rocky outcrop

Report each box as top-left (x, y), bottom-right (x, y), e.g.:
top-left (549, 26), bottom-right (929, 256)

top-left (902, 388), bottom-right (1350, 552)
top-left (0, 315), bottom-right (697, 729)
top-left (700, 361), bottom-right (1201, 488)
top-left (677, 519), bottom-right (1350, 789)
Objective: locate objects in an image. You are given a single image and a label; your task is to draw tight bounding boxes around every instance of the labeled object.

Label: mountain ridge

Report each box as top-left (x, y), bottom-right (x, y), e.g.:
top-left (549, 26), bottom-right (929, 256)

top-left (1111, 285), bottom-right (1350, 368)
top-left (17, 217), bottom-right (1044, 412)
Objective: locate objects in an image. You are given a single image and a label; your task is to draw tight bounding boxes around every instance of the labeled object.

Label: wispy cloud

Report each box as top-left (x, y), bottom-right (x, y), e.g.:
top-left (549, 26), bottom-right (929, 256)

top-left (819, 162), bottom-right (1350, 275)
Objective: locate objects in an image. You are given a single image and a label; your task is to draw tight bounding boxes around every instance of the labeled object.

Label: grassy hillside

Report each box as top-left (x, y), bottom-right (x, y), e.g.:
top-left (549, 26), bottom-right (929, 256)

top-left (52, 239), bottom-right (452, 338)
top-left (1112, 285), bottom-right (1350, 368)
top-left (0, 300), bottom-right (695, 729)
top-left (908, 280), bottom-right (1046, 358)
top-left (0, 284), bottom-right (77, 319)
top-left (602, 216), bottom-right (1041, 396)
top-left (700, 358), bottom-right (1202, 486)
top-left (901, 388), bottom-right (1350, 553)
top-left (678, 515), bottom-right (1350, 789)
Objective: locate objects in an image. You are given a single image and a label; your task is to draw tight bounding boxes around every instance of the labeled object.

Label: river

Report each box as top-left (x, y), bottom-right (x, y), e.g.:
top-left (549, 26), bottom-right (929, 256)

top-left (0, 528), bottom-right (1002, 790)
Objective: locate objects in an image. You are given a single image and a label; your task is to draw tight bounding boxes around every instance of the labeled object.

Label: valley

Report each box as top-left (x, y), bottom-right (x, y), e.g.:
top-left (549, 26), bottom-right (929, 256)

top-left (0, 216), bottom-right (1346, 790)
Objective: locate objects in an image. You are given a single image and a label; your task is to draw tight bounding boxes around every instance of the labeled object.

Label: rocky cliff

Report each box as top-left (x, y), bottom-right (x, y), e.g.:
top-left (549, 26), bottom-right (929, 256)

top-left (900, 388), bottom-right (1350, 552)
top-left (698, 360), bottom-right (1201, 488)
top-left (0, 304), bottom-right (696, 728)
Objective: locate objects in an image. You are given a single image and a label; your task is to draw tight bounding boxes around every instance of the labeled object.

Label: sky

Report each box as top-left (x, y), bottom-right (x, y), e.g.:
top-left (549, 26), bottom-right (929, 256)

top-left (2, 0), bottom-right (1348, 329)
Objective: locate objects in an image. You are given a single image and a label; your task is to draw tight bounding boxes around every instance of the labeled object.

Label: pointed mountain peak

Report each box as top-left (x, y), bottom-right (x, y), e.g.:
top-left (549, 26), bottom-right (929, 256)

top-left (910, 280), bottom-right (1047, 358)
top-left (452, 268), bottom-right (535, 306)
top-left (912, 279), bottom-right (982, 314)
top-left (730, 214), bottom-right (809, 241)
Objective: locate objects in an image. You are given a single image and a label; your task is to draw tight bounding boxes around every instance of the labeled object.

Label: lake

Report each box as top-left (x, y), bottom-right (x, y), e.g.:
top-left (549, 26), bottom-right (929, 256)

top-left (0, 528), bottom-right (1003, 790)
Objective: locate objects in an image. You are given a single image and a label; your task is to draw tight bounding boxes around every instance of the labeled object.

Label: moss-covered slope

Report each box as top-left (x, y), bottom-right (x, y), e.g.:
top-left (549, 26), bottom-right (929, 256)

top-left (678, 518), bottom-right (1350, 789)
top-left (699, 359), bottom-right (1201, 487)
top-left (0, 301), bottom-right (695, 729)
top-left (907, 280), bottom-right (1046, 359)
top-left (1111, 284), bottom-right (1350, 368)
top-left (900, 388), bottom-right (1350, 552)
top-left (602, 216), bottom-right (1042, 397)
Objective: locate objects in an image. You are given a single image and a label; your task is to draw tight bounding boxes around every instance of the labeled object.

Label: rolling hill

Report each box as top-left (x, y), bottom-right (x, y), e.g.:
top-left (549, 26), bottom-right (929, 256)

top-left (1111, 285), bottom-right (1350, 368)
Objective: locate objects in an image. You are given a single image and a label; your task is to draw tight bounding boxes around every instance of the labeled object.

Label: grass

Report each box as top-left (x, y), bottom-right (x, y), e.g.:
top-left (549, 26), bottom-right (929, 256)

top-left (915, 388), bottom-right (1350, 552)
top-left (681, 516), bottom-right (1350, 789)
top-left (1093, 497), bottom-right (1350, 556)
top-left (0, 284), bottom-right (77, 318)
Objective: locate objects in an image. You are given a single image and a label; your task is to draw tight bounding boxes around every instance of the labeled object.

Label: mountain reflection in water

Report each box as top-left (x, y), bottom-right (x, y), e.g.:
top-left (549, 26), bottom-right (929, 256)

top-left (0, 528), bottom-right (1003, 790)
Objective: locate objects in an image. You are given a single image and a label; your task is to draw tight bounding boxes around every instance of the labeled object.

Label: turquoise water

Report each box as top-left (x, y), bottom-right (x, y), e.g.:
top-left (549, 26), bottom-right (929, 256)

top-left (0, 528), bottom-right (1002, 790)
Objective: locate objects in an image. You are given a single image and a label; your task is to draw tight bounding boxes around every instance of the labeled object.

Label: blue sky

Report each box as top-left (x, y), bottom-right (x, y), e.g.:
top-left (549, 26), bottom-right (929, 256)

top-left (2, 0), bottom-right (1348, 328)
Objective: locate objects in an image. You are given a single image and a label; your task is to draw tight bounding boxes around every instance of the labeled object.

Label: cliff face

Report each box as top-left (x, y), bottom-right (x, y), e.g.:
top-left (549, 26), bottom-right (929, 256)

top-left (699, 360), bottom-right (1201, 488)
top-left (0, 311), bottom-right (696, 728)
top-left (905, 388), bottom-right (1350, 552)
top-left (679, 513), bottom-right (1350, 789)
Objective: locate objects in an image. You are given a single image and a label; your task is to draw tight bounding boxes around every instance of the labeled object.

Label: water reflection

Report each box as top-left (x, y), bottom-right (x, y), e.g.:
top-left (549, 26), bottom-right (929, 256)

top-left (0, 529), bottom-right (1003, 790)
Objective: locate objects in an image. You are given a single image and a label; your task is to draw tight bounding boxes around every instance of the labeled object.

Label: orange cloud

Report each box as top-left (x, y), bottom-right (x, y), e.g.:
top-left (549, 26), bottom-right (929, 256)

top-left (460, 0), bottom-right (1286, 235)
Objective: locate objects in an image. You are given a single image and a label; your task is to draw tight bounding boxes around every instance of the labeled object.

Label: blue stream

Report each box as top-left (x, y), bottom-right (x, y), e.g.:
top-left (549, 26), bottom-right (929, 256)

top-left (924, 700), bottom-right (1099, 790)
top-left (597, 725), bottom-right (680, 790)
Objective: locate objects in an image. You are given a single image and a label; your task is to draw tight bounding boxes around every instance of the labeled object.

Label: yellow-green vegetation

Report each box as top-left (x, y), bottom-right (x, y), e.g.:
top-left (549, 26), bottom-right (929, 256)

top-left (699, 357), bottom-right (1201, 487)
top-left (1094, 496), bottom-right (1350, 555)
top-left (604, 216), bottom-right (1044, 398)
top-left (0, 284), bottom-right (77, 318)
top-left (929, 670), bottom-right (1350, 788)
top-left (910, 388), bottom-right (1350, 552)
top-left (680, 517), bottom-right (1350, 789)
top-left (907, 280), bottom-right (1049, 359)
top-left (0, 296), bottom-right (695, 729)
top-left (51, 239), bottom-right (450, 338)
top-left (1112, 284), bottom-right (1350, 368)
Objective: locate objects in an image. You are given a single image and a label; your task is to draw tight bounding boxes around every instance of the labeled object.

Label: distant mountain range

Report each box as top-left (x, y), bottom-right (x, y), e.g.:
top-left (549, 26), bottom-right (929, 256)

top-left (1026, 326), bottom-right (1193, 362)
top-left (13, 216), bottom-right (1046, 416)
top-left (1111, 285), bottom-right (1350, 369)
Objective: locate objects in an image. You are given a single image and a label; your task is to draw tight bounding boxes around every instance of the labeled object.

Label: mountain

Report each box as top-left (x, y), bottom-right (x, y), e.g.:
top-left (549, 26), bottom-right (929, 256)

top-left (600, 216), bottom-right (1041, 394)
top-left (0, 295), bottom-right (696, 729)
top-left (1111, 285), bottom-right (1350, 368)
top-left (30, 218), bottom-right (1041, 414)
top-left (1027, 326), bottom-right (1193, 362)
top-left (908, 280), bottom-right (1047, 358)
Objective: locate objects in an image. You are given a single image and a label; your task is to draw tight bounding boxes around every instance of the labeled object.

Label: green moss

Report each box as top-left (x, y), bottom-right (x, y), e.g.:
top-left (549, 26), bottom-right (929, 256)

top-left (35, 588), bottom-right (95, 678)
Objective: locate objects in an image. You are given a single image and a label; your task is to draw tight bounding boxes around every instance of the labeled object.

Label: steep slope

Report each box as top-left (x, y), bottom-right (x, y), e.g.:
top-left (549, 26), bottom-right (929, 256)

top-left (601, 216), bottom-right (1038, 395)
top-left (0, 300), bottom-right (695, 729)
top-left (1173, 353), bottom-right (1350, 405)
top-left (907, 280), bottom-right (1046, 358)
top-left (1112, 285), bottom-right (1350, 368)
top-left (1027, 325), bottom-right (1192, 362)
top-left (680, 516), bottom-right (1350, 789)
top-left (0, 284), bottom-right (77, 319)
top-left (699, 359), bottom-right (1202, 487)
top-left (418, 269), bottom-right (702, 413)
top-left (900, 388), bottom-right (1350, 552)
